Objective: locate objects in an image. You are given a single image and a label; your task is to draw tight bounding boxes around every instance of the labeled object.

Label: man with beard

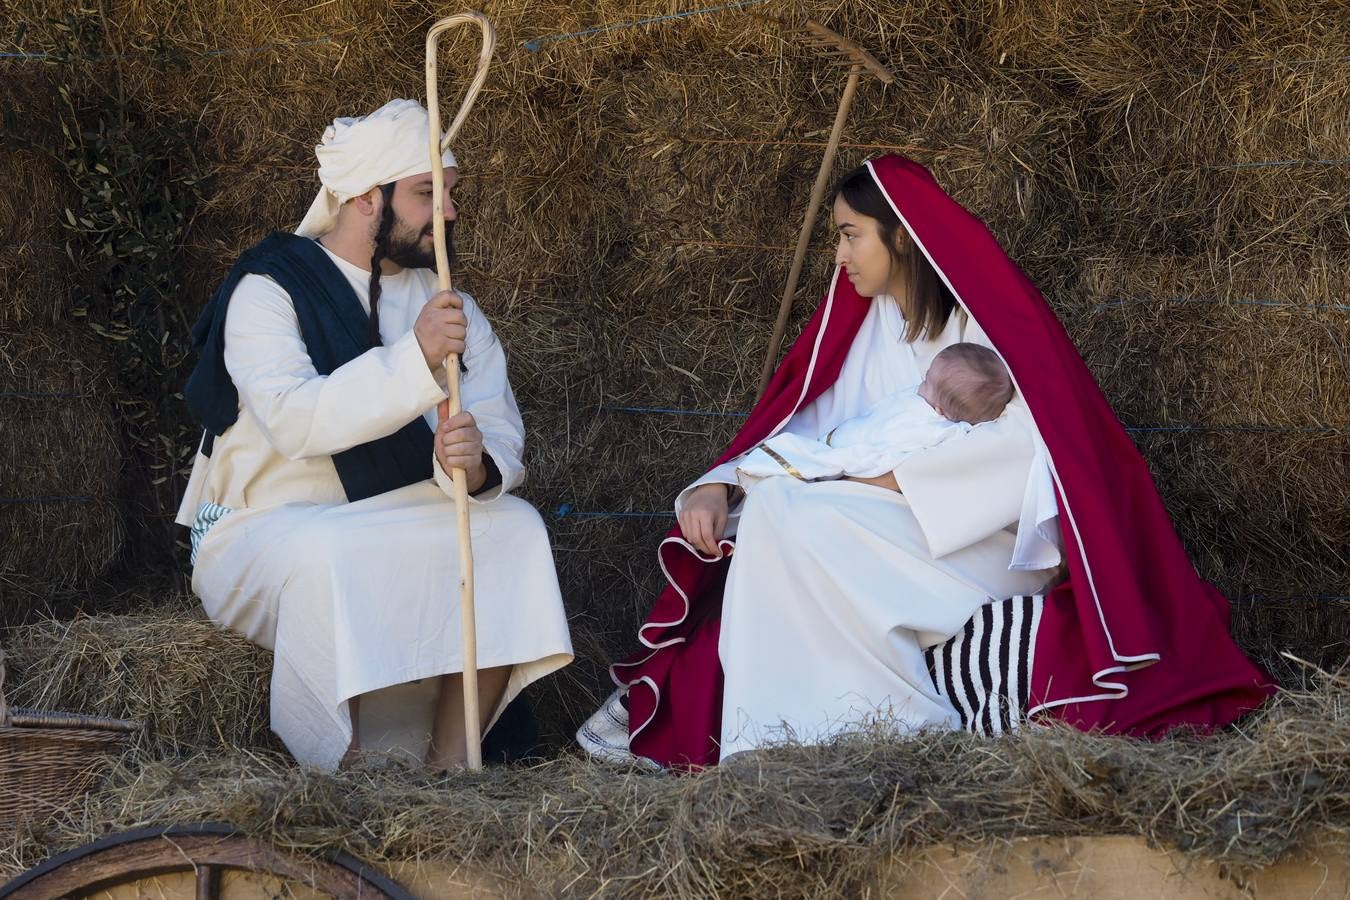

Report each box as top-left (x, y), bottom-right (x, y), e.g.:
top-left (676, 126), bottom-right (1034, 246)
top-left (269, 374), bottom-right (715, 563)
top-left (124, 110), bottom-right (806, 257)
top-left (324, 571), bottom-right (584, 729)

top-left (177, 99), bottom-right (572, 771)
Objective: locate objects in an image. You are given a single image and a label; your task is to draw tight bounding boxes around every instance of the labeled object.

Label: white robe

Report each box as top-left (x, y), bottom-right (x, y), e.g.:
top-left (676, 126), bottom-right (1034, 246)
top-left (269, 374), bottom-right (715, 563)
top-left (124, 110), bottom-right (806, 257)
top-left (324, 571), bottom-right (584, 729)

top-left (672, 296), bottom-right (1060, 759)
top-left (735, 387), bottom-right (968, 484)
top-left (175, 242), bottom-right (572, 770)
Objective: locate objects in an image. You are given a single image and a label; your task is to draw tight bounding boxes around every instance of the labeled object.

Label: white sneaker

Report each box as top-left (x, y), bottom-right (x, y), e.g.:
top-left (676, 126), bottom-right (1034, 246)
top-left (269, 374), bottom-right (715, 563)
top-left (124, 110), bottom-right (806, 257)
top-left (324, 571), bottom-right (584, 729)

top-left (576, 688), bottom-right (661, 771)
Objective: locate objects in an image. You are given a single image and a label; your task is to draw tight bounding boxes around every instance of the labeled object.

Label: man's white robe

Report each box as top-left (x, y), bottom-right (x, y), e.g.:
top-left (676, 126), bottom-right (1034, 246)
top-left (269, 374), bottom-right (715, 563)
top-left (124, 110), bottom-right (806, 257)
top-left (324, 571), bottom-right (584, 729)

top-left (673, 296), bottom-right (1061, 759)
top-left (175, 243), bottom-right (572, 770)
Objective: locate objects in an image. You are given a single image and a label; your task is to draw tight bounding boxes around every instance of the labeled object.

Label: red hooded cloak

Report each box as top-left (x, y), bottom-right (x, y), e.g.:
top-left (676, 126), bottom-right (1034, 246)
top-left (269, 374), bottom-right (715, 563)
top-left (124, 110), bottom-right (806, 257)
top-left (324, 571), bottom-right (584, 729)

top-left (612, 155), bottom-right (1274, 768)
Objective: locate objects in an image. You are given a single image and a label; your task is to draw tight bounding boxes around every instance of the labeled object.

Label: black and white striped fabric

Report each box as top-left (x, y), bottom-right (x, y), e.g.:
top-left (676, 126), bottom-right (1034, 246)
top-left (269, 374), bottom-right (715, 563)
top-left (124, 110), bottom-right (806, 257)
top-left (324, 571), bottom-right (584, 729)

top-left (925, 594), bottom-right (1044, 736)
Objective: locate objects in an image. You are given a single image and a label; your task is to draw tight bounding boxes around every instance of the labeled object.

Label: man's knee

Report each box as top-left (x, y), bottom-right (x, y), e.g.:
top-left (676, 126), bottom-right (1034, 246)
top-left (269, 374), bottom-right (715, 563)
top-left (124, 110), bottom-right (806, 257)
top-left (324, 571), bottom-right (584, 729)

top-left (504, 494), bottom-right (550, 544)
top-left (283, 517), bottom-right (349, 570)
top-left (476, 493), bottom-right (550, 547)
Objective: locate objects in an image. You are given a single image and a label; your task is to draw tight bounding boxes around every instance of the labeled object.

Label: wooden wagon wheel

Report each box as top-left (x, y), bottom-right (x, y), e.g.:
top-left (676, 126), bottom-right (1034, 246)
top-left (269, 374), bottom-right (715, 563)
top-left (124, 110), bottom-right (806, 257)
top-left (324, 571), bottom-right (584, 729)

top-left (0, 822), bottom-right (413, 899)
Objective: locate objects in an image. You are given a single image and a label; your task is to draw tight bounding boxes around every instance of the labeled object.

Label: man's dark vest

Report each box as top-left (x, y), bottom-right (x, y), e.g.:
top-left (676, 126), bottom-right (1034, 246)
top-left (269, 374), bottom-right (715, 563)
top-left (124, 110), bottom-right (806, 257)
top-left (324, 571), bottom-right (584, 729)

top-left (184, 231), bottom-right (433, 503)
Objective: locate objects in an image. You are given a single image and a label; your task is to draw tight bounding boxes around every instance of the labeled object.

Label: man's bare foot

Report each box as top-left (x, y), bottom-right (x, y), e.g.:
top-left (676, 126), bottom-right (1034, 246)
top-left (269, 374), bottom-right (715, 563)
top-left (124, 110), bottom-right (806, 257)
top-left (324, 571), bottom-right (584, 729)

top-left (424, 742), bottom-right (467, 772)
top-left (340, 695), bottom-right (362, 770)
top-left (339, 744), bottom-right (362, 771)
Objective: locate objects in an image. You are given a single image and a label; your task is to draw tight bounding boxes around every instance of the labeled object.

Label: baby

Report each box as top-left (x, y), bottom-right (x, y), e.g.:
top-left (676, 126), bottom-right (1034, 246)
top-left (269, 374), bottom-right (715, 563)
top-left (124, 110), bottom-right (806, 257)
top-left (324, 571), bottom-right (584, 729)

top-left (738, 343), bottom-right (1014, 485)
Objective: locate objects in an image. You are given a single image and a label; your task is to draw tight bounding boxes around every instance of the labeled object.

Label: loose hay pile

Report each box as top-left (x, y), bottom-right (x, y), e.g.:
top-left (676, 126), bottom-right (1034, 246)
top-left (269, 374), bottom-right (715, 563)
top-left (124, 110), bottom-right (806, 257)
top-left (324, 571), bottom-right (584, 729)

top-left (3, 671), bottom-right (1348, 896)
top-left (2, 607), bottom-right (1347, 892)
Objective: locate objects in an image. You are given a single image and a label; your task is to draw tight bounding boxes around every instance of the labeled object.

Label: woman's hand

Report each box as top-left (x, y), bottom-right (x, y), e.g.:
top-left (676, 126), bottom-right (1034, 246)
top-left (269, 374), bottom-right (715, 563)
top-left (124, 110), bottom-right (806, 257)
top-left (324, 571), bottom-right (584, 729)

top-left (844, 472), bottom-right (901, 492)
top-left (679, 482), bottom-right (730, 558)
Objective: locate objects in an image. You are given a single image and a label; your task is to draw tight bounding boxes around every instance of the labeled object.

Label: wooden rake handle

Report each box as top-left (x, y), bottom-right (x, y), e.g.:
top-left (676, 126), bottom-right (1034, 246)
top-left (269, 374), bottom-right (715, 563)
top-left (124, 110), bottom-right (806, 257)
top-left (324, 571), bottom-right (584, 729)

top-left (754, 64), bottom-right (861, 399)
top-left (753, 18), bottom-right (894, 400)
top-left (425, 10), bottom-right (495, 771)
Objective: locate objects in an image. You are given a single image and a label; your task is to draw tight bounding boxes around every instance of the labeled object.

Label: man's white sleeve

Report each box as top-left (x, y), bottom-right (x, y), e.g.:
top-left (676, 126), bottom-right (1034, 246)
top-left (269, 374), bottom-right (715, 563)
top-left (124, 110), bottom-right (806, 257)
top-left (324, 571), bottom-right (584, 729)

top-left (223, 274), bottom-right (447, 460)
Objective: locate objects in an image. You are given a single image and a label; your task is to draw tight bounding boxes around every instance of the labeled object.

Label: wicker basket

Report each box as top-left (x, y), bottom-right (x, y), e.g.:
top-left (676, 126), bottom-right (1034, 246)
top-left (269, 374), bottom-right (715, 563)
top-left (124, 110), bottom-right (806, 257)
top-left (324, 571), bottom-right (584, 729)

top-left (0, 648), bottom-right (139, 827)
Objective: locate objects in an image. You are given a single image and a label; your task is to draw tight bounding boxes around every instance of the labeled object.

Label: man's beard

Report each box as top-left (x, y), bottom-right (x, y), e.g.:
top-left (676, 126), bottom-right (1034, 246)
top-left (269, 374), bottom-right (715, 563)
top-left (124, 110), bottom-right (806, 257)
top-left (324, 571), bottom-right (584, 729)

top-left (385, 218), bottom-right (456, 271)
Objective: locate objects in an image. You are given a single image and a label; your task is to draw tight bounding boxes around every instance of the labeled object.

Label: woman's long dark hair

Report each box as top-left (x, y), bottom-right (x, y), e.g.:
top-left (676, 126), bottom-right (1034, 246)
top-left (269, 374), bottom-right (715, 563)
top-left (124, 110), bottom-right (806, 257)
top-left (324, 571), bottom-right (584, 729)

top-left (366, 182), bottom-right (398, 347)
top-left (834, 165), bottom-right (957, 342)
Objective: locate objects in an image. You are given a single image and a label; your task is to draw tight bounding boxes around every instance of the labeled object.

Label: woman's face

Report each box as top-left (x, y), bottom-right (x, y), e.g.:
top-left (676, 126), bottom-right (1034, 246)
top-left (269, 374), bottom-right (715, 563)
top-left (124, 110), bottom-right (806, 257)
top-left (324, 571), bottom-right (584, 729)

top-left (833, 194), bottom-right (902, 299)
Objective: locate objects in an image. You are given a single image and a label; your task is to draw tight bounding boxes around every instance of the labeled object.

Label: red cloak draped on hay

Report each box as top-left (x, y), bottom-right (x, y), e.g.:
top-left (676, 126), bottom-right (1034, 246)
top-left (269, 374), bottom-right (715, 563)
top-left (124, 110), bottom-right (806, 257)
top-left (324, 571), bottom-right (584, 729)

top-left (612, 154), bottom-right (1275, 768)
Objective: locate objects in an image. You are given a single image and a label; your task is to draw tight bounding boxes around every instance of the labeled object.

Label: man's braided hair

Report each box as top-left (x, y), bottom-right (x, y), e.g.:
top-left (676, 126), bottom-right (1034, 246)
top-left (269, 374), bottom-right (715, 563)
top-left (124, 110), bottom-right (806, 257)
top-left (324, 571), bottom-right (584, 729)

top-left (366, 182), bottom-right (397, 347)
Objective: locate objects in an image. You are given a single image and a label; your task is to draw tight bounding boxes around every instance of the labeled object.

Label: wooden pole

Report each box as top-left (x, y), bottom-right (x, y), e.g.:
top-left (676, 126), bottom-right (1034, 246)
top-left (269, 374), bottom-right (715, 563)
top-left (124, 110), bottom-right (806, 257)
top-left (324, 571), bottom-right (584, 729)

top-left (755, 63), bottom-right (861, 400)
top-left (425, 11), bottom-right (494, 771)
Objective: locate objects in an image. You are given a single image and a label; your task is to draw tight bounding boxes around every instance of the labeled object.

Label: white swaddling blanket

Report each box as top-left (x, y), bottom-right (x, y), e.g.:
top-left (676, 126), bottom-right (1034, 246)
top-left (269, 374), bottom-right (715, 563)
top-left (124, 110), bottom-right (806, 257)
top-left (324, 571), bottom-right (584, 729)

top-left (737, 386), bottom-right (970, 484)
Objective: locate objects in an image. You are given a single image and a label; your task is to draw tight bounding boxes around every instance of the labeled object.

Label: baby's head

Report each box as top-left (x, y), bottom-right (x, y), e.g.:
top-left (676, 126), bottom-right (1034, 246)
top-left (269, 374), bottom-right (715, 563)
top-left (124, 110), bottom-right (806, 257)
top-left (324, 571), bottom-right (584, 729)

top-left (918, 343), bottom-right (1014, 424)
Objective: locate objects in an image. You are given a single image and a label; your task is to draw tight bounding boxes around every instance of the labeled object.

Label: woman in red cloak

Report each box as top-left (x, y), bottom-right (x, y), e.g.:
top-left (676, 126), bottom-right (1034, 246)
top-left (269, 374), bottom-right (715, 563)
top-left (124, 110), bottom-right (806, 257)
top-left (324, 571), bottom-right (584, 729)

top-left (579, 155), bottom-right (1273, 769)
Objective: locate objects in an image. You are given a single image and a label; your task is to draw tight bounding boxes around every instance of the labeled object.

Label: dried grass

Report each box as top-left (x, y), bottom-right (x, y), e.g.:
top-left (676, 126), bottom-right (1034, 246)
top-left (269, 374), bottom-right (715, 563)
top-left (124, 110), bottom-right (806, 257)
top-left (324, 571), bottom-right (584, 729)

top-left (3, 669), bottom-right (1347, 896)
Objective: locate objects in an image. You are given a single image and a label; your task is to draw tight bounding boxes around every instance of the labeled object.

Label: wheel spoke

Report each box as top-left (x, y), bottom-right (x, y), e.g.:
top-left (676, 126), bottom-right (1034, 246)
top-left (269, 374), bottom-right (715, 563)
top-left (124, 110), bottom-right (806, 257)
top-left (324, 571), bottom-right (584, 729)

top-left (195, 863), bottom-right (220, 900)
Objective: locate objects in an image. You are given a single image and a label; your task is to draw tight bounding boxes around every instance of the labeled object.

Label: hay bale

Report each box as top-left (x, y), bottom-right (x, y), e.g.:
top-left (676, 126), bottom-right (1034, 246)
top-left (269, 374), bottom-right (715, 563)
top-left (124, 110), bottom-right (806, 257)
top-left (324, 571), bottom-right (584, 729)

top-left (1073, 252), bottom-right (1349, 425)
top-left (1, 597), bottom-right (609, 761)
top-left (1139, 430), bottom-right (1349, 598)
top-left (1086, 162), bottom-right (1348, 258)
top-left (0, 147), bottom-right (78, 329)
top-left (1233, 597), bottom-right (1350, 687)
top-left (5, 671), bottom-right (1347, 895)
top-left (1, 603), bottom-right (273, 753)
top-left (0, 15), bottom-right (88, 332)
top-left (1064, 252), bottom-right (1349, 601)
top-left (0, 327), bottom-right (124, 597)
top-left (1063, 252), bottom-right (1349, 658)
top-left (986, 0), bottom-right (1350, 253)
top-left (0, 242), bottom-right (78, 331)
top-left (986, 0), bottom-right (1348, 164)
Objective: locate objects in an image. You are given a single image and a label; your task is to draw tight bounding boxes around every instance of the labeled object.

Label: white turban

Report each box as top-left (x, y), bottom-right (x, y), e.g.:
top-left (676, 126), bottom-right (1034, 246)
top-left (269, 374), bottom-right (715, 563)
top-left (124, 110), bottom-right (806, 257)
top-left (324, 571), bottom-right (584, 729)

top-left (295, 98), bottom-right (458, 238)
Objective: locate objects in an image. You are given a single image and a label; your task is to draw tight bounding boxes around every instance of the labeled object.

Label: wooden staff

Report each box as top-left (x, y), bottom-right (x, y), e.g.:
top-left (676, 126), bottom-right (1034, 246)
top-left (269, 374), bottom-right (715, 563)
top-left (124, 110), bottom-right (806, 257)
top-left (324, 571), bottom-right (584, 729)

top-left (754, 20), bottom-right (894, 400)
top-left (425, 10), bottom-right (495, 771)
